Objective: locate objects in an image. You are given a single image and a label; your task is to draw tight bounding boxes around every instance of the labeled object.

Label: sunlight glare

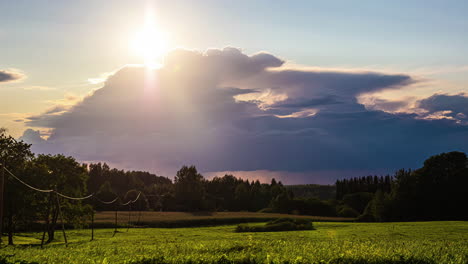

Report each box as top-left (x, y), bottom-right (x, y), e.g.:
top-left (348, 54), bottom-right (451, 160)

top-left (131, 12), bottom-right (168, 67)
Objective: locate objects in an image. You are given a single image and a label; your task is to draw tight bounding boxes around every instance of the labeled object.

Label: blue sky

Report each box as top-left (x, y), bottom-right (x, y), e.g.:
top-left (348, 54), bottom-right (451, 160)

top-left (1, 0), bottom-right (468, 183)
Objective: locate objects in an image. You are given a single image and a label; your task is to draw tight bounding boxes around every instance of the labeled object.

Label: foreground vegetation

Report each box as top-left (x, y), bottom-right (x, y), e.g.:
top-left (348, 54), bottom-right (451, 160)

top-left (1, 221), bottom-right (467, 264)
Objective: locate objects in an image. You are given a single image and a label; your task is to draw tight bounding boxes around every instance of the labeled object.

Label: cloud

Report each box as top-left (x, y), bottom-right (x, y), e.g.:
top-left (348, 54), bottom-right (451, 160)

top-left (0, 69), bottom-right (25, 83)
top-left (417, 93), bottom-right (468, 123)
top-left (20, 48), bottom-right (468, 183)
top-left (18, 129), bottom-right (46, 144)
top-left (361, 93), bottom-right (468, 125)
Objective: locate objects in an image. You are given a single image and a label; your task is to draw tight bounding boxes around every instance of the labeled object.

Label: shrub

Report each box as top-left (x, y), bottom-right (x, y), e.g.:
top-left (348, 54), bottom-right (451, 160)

top-left (235, 218), bottom-right (314, 232)
top-left (338, 205), bottom-right (360, 218)
top-left (343, 192), bottom-right (374, 213)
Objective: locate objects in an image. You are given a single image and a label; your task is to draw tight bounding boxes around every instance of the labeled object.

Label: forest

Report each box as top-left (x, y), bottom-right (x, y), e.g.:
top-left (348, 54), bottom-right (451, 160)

top-left (1, 129), bottom-right (467, 245)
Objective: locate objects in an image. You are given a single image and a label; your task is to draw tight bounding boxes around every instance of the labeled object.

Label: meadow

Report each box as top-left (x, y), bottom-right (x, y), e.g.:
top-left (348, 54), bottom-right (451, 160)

top-left (1, 220), bottom-right (467, 264)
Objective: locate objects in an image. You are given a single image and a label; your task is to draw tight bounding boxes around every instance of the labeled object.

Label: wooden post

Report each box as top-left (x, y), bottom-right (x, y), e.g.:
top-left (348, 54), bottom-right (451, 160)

top-left (113, 204), bottom-right (118, 236)
top-left (55, 193), bottom-right (68, 247)
top-left (126, 204), bottom-right (131, 232)
top-left (0, 160), bottom-right (5, 245)
top-left (40, 229), bottom-right (46, 248)
top-left (137, 210), bottom-right (141, 226)
top-left (90, 210), bottom-right (94, 241)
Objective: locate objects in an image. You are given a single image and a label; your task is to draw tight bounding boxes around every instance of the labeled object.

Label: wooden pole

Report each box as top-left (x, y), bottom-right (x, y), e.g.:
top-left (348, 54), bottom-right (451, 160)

top-left (113, 204), bottom-right (118, 236)
top-left (55, 193), bottom-right (68, 247)
top-left (90, 210), bottom-right (94, 241)
top-left (126, 204), bottom-right (131, 232)
top-left (0, 160), bottom-right (5, 245)
top-left (137, 210), bottom-right (141, 226)
top-left (40, 229), bottom-right (46, 248)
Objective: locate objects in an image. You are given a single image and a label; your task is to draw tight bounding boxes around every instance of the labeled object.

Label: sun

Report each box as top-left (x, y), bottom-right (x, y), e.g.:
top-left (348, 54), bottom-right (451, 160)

top-left (131, 14), bottom-right (168, 67)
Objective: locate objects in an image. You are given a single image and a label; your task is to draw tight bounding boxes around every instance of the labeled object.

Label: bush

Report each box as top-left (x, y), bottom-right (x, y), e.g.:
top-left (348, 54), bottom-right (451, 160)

top-left (338, 205), bottom-right (360, 218)
top-left (235, 218), bottom-right (314, 232)
top-left (343, 192), bottom-right (374, 213)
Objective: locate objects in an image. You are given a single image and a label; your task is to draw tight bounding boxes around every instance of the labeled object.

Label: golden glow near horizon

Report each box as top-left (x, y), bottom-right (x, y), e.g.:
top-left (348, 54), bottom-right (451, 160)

top-left (130, 11), bottom-right (169, 68)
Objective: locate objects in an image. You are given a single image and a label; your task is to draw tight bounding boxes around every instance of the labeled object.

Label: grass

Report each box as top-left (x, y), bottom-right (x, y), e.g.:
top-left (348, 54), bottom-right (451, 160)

top-left (1, 221), bottom-right (467, 263)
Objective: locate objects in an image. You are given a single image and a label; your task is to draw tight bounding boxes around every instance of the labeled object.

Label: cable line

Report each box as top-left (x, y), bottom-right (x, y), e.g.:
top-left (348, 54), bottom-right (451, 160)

top-left (55, 191), bottom-right (94, 200)
top-left (5, 166), bottom-right (143, 205)
top-left (4, 167), bottom-right (53, 193)
top-left (121, 192), bottom-right (141, 206)
top-left (94, 196), bottom-right (119, 204)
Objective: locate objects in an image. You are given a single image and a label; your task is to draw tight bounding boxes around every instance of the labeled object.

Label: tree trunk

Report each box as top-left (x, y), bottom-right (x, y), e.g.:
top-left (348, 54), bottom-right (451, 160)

top-left (47, 227), bottom-right (55, 243)
top-left (7, 216), bottom-right (13, 245)
top-left (46, 208), bottom-right (59, 243)
top-left (7, 203), bottom-right (13, 245)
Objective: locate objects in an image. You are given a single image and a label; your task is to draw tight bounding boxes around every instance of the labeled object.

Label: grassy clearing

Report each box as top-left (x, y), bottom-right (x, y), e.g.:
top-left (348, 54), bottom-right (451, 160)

top-left (1, 221), bottom-right (467, 264)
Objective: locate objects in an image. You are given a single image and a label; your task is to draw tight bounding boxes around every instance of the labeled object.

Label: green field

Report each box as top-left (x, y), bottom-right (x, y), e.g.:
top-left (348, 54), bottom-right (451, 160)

top-left (1, 221), bottom-right (467, 264)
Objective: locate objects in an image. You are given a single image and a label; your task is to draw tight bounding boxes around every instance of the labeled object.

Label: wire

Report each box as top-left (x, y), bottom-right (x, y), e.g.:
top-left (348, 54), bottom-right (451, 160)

top-left (4, 166), bottom-right (53, 193)
top-left (94, 196), bottom-right (119, 204)
top-left (55, 191), bottom-right (94, 200)
top-left (121, 192), bottom-right (141, 206)
top-left (5, 166), bottom-right (143, 206)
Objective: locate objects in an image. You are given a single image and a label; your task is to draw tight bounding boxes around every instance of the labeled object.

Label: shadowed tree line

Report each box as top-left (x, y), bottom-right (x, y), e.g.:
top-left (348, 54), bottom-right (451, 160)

top-left (336, 175), bottom-right (392, 200)
top-left (335, 152), bottom-right (468, 221)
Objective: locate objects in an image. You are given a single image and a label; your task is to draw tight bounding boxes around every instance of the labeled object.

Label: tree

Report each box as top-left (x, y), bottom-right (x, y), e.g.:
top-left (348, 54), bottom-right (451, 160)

top-left (234, 182), bottom-right (250, 210)
top-left (270, 191), bottom-right (292, 214)
top-left (94, 181), bottom-right (117, 211)
top-left (343, 192), bottom-right (374, 214)
top-left (360, 151), bottom-right (468, 222)
top-left (32, 154), bottom-right (88, 243)
top-left (0, 129), bottom-right (34, 245)
top-left (174, 166), bottom-right (205, 211)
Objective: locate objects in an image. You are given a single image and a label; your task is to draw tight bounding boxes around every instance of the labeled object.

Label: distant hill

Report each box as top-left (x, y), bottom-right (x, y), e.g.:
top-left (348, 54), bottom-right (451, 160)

top-left (285, 184), bottom-right (336, 200)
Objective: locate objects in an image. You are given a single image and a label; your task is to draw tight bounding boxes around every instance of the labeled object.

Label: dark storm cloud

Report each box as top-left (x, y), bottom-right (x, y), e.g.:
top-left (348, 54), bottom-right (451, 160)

top-left (20, 48), bottom-right (468, 183)
top-left (0, 69), bottom-right (25, 83)
top-left (418, 93), bottom-right (468, 122)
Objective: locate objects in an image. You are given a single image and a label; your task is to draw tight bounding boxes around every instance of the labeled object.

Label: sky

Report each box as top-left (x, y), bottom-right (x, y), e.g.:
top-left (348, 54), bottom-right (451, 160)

top-left (1, 0), bottom-right (468, 184)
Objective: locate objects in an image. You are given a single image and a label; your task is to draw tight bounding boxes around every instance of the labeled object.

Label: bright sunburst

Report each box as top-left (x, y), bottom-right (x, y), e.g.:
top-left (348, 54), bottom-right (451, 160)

top-left (131, 12), bottom-right (168, 67)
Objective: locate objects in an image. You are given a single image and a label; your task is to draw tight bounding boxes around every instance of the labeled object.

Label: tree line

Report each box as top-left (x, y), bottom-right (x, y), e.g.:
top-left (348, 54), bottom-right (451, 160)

top-left (334, 152), bottom-right (468, 221)
top-left (0, 129), bottom-right (296, 244)
top-left (335, 175), bottom-right (392, 200)
top-left (1, 128), bottom-right (467, 245)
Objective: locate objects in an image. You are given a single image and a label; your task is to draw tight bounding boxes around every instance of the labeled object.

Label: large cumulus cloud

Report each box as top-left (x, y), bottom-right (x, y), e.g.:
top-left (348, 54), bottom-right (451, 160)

top-left (21, 48), bottom-right (468, 183)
